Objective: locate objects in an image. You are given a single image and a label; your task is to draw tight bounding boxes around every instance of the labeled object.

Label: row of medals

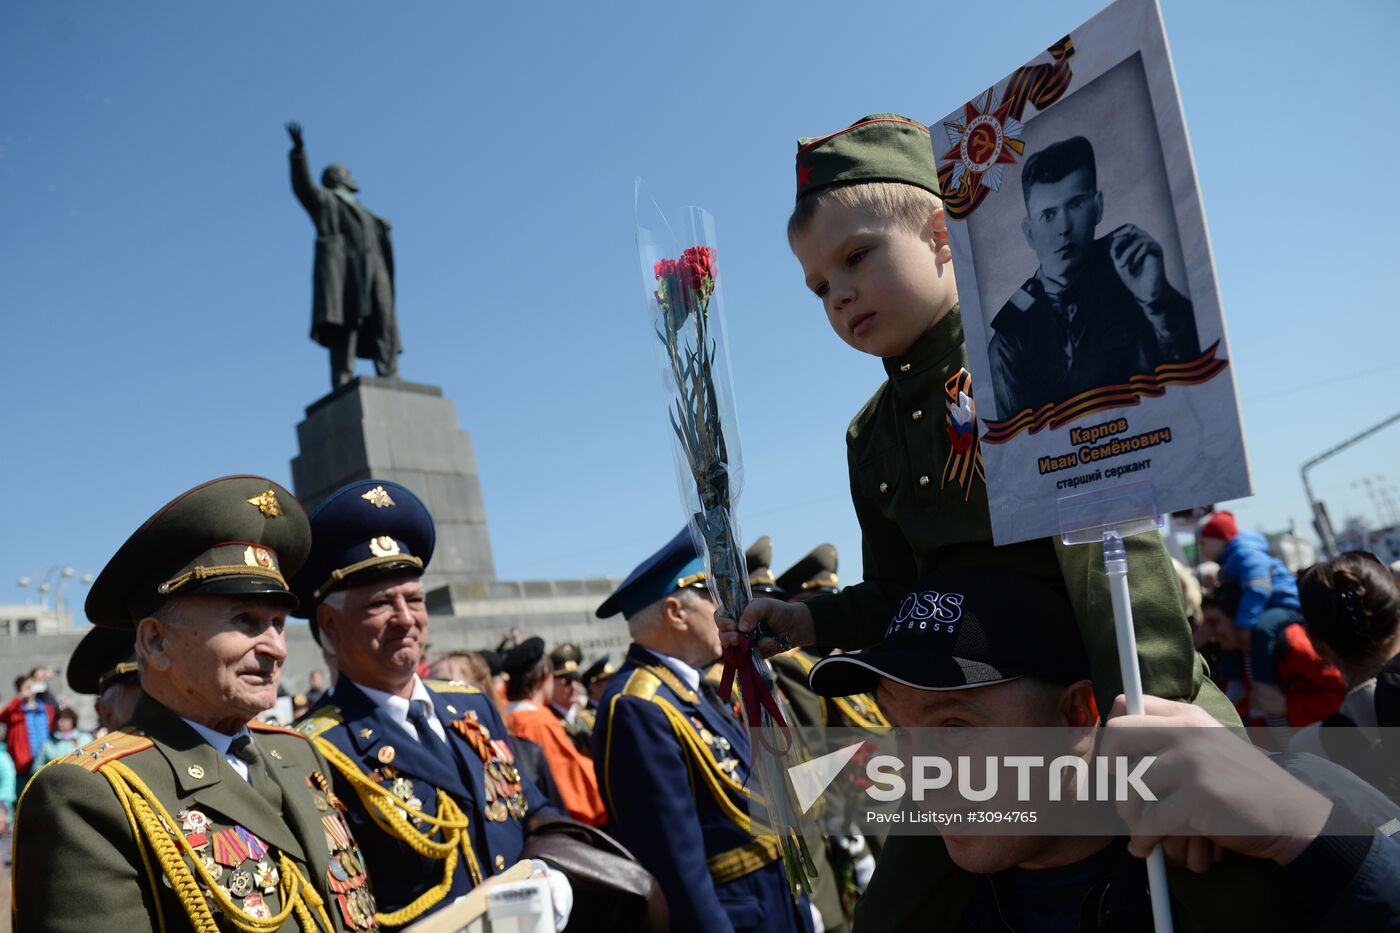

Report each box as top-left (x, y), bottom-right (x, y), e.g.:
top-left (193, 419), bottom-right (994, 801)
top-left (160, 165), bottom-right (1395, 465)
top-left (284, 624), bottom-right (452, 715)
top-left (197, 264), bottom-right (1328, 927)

top-left (692, 716), bottom-right (740, 776)
top-left (382, 755), bottom-right (524, 824)
top-left (482, 752), bottom-right (526, 822)
top-left (171, 808), bottom-right (281, 920)
top-left (313, 773), bottom-right (378, 931)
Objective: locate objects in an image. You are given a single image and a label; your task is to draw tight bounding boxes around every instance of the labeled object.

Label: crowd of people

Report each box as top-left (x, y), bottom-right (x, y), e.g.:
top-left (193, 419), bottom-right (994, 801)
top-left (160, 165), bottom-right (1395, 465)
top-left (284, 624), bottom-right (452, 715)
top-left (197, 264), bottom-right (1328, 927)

top-left (4, 109), bottom-right (1400, 933)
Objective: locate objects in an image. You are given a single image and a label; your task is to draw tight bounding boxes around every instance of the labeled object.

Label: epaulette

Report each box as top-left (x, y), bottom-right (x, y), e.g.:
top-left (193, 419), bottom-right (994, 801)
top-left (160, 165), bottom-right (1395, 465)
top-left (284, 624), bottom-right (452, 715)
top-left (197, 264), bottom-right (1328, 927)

top-left (621, 668), bottom-right (661, 701)
top-left (297, 708), bottom-right (345, 740)
top-left (250, 720), bottom-right (305, 737)
top-left (424, 679), bottom-right (481, 694)
top-left (61, 728), bottom-right (154, 773)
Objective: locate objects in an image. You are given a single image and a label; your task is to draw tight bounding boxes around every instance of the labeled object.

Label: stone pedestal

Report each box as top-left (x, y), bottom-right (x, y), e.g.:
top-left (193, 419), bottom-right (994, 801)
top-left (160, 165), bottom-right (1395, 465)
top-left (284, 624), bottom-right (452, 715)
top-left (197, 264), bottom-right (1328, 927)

top-left (291, 377), bottom-right (495, 593)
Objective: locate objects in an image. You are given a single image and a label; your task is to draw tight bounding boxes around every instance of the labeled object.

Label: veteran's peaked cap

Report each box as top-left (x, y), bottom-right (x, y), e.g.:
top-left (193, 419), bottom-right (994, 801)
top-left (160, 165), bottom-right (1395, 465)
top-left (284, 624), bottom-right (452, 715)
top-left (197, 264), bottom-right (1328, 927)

top-left (67, 625), bottom-right (138, 695)
top-left (291, 479), bottom-right (435, 627)
top-left (596, 528), bottom-right (706, 620)
top-left (85, 475), bottom-right (310, 629)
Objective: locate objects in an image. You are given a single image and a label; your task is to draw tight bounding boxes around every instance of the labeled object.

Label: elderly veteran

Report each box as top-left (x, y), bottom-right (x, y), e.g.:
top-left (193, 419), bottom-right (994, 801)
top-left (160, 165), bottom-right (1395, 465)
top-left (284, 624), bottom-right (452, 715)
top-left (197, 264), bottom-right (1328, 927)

top-left (67, 624), bottom-right (142, 733)
top-left (810, 564), bottom-right (1400, 933)
top-left (593, 529), bottom-right (814, 933)
top-left (12, 475), bottom-right (379, 933)
top-left (290, 480), bottom-right (571, 931)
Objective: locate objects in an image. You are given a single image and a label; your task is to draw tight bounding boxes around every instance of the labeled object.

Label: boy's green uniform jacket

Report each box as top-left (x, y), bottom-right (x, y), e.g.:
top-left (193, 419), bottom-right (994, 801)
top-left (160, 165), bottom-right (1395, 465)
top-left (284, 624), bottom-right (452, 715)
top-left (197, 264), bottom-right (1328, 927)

top-left (12, 693), bottom-right (377, 933)
top-left (801, 307), bottom-right (1299, 931)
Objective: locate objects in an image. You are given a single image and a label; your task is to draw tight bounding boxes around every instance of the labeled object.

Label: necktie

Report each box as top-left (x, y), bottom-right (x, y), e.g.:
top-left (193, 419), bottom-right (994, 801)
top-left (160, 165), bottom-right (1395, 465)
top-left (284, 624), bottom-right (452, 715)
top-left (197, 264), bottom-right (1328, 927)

top-left (407, 700), bottom-right (444, 745)
top-left (229, 735), bottom-right (284, 815)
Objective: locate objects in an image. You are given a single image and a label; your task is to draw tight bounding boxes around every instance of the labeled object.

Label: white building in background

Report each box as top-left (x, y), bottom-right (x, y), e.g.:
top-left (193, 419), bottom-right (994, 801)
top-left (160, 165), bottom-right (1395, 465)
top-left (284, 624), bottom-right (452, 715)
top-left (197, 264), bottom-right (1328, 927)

top-left (0, 603), bottom-right (73, 637)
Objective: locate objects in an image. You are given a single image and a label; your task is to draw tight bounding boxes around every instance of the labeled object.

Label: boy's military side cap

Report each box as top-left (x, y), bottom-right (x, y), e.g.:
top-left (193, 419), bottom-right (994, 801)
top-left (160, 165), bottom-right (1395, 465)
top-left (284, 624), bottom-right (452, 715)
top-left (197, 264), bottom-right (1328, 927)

top-left (596, 528), bottom-right (707, 620)
top-left (550, 642), bottom-right (583, 678)
top-left (86, 475), bottom-right (309, 629)
top-left (479, 649), bottom-right (504, 677)
top-left (746, 536), bottom-right (785, 597)
top-left (809, 565), bottom-right (1089, 697)
top-left (503, 637), bottom-right (546, 678)
top-left (795, 113), bottom-right (939, 202)
top-left (776, 544), bottom-right (840, 597)
top-left (68, 626), bottom-right (138, 695)
top-left (291, 480), bottom-right (435, 632)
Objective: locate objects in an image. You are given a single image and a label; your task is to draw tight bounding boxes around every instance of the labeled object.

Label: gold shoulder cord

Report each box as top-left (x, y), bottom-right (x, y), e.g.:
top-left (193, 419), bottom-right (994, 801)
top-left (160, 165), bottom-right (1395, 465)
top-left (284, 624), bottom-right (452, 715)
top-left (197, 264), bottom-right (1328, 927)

top-left (313, 738), bottom-right (482, 927)
top-left (605, 684), bottom-right (763, 833)
top-left (99, 761), bottom-right (335, 933)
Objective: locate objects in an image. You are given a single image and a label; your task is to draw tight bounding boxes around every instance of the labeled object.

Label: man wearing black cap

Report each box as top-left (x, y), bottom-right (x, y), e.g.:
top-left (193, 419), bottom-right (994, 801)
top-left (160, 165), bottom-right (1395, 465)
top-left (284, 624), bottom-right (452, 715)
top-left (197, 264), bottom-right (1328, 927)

top-left (593, 529), bottom-right (813, 933)
top-left (291, 480), bottom-right (570, 931)
top-left (12, 475), bottom-right (379, 933)
top-left (66, 625), bottom-right (141, 733)
top-left (810, 565), bottom-right (1400, 931)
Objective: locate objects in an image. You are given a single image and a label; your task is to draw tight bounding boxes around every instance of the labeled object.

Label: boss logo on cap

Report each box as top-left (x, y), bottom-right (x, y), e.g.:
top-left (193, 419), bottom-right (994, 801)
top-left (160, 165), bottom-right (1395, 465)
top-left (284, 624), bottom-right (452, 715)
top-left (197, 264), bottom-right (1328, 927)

top-left (887, 589), bottom-right (963, 637)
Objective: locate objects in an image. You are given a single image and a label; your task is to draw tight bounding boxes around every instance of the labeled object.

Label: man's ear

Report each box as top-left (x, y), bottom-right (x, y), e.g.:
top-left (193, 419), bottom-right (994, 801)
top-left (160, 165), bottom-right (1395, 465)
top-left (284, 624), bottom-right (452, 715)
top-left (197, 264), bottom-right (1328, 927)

top-left (1059, 679), bottom-right (1101, 728)
top-left (1092, 190), bottom-right (1104, 227)
top-left (660, 595), bottom-right (689, 632)
top-left (1021, 215), bottom-right (1034, 251)
top-left (316, 602), bottom-right (340, 655)
top-left (135, 616), bottom-right (173, 672)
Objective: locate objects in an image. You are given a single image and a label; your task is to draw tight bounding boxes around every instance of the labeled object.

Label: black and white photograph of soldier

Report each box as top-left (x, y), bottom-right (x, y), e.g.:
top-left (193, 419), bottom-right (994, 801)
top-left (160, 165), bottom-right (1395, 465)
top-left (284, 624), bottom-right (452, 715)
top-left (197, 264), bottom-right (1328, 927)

top-left (986, 135), bottom-right (1201, 418)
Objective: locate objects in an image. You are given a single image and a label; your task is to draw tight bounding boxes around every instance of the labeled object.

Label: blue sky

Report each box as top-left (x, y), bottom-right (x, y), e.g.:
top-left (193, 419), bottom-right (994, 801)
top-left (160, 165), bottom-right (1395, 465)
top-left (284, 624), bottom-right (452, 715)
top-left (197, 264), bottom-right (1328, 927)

top-left (3, 0), bottom-right (1398, 612)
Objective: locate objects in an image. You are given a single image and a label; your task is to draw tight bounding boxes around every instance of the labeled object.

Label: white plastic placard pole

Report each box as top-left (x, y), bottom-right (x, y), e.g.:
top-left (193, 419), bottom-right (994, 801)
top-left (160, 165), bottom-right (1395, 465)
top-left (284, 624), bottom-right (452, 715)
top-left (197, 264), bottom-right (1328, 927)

top-left (1058, 481), bottom-right (1173, 933)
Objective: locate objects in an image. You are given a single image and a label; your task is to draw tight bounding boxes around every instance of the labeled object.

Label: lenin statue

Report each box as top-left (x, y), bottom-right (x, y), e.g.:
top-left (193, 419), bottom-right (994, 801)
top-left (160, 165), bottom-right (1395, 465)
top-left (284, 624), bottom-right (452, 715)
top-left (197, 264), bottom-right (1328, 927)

top-left (286, 122), bottom-right (401, 388)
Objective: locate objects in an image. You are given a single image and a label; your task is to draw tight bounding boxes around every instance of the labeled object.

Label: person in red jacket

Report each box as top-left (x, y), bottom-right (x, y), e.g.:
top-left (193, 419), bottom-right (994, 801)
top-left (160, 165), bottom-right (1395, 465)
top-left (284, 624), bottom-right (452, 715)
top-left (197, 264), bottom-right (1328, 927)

top-left (1198, 584), bottom-right (1345, 739)
top-left (1, 672), bottom-right (56, 788)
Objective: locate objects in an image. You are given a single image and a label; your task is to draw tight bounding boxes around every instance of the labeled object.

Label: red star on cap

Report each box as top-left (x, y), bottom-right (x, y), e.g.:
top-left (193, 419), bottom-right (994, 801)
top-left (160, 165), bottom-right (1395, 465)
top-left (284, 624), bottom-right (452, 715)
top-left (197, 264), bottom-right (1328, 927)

top-left (797, 163), bottom-right (814, 189)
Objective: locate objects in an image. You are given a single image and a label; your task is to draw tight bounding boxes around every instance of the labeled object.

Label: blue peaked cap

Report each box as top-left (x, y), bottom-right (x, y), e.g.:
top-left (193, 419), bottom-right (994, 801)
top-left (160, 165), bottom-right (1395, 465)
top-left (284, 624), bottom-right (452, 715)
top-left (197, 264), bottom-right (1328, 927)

top-left (596, 528), bottom-right (707, 620)
top-left (290, 480), bottom-right (435, 638)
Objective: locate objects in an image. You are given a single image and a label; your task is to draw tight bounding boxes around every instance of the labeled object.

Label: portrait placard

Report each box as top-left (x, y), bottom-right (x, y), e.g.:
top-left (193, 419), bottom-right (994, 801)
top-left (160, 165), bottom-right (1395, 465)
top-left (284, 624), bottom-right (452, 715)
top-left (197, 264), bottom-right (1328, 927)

top-left (934, 0), bottom-right (1251, 544)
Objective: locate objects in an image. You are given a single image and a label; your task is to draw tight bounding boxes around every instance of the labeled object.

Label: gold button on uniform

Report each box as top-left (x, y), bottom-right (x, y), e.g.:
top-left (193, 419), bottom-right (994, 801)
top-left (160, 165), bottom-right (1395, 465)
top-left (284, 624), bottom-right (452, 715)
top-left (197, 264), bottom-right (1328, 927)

top-left (899, 363), bottom-right (911, 373)
top-left (911, 410), bottom-right (923, 421)
top-left (919, 475), bottom-right (930, 487)
top-left (495, 854), bottom-right (506, 870)
top-left (878, 483), bottom-right (889, 494)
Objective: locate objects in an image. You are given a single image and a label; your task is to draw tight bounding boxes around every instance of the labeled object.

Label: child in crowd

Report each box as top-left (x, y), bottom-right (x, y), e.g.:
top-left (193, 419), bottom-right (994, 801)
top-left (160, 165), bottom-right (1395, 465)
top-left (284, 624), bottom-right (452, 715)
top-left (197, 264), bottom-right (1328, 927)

top-left (724, 113), bottom-right (1247, 929)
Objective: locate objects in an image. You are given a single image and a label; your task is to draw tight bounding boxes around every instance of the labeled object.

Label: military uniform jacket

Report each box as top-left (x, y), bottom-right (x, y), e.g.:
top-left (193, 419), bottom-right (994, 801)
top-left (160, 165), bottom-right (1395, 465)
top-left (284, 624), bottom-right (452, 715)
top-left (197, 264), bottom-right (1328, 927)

top-left (593, 645), bottom-right (813, 933)
top-left (804, 306), bottom-right (1223, 717)
top-left (297, 678), bottom-right (548, 930)
top-left (986, 239), bottom-right (1200, 419)
top-left (12, 693), bottom-right (376, 933)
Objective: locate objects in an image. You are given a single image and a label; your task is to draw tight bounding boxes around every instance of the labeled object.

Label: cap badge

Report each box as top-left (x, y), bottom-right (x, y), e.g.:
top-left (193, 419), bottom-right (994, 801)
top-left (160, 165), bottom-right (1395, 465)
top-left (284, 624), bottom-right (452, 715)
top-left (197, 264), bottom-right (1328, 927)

top-left (361, 486), bottom-right (396, 509)
top-left (244, 546), bottom-right (275, 569)
top-left (369, 536), bottom-right (401, 558)
top-left (246, 490), bottom-right (283, 518)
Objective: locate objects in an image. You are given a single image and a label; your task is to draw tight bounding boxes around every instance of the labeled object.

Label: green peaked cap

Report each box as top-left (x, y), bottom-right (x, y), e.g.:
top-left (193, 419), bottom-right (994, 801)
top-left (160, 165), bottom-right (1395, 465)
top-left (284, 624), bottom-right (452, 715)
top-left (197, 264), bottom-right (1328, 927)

top-left (795, 113), bottom-right (940, 202)
top-left (86, 475), bottom-right (310, 629)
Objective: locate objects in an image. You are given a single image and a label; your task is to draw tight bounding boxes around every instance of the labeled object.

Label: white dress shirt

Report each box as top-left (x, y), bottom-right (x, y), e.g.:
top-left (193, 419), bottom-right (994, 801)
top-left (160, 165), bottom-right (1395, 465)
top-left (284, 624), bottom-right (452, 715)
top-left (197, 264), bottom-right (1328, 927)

top-left (352, 675), bottom-right (448, 743)
top-left (652, 651), bottom-right (702, 695)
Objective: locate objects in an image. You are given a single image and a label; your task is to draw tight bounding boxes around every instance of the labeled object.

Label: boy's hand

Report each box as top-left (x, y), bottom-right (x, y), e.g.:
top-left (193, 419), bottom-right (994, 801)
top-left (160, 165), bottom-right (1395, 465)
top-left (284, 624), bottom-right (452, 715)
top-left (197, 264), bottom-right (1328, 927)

top-left (1101, 695), bottom-right (1332, 870)
top-left (716, 599), bottom-right (815, 658)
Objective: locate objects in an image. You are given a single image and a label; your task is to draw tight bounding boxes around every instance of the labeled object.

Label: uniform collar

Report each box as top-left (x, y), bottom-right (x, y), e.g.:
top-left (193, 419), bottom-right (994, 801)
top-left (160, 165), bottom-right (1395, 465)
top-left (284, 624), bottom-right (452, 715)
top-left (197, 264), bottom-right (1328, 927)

top-left (180, 717), bottom-right (252, 758)
top-left (882, 304), bottom-right (964, 379)
top-left (350, 674), bottom-right (433, 735)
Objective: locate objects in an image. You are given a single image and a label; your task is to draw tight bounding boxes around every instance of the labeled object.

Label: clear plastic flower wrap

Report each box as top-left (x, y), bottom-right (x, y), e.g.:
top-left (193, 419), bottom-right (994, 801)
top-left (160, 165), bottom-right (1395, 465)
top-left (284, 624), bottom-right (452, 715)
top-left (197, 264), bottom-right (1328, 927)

top-left (634, 180), bottom-right (817, 890)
